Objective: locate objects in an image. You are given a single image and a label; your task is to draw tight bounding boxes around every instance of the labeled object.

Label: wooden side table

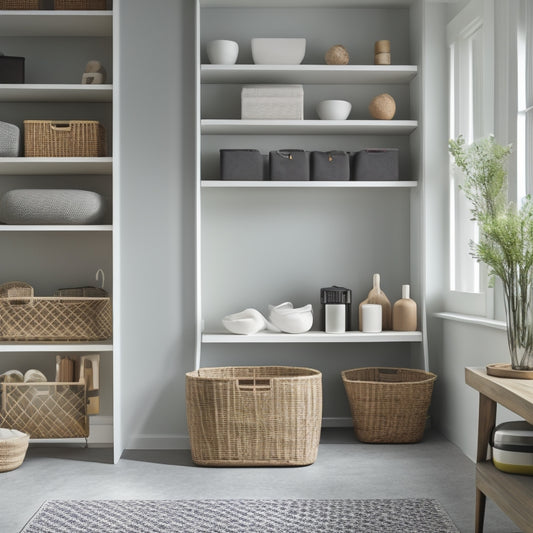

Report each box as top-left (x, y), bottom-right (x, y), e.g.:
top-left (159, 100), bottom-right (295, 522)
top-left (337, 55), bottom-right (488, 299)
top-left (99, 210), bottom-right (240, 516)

top-left (465, 367), bottom-right (533, 533)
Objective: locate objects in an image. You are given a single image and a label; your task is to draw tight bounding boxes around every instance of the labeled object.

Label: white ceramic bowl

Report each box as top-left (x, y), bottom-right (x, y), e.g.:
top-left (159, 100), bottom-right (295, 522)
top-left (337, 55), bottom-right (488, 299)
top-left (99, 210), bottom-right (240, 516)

top-left (206, 39), bottom-right (239, 65)
top-left (268, 302), bottom-right (313, 334)
top-left (316, 99), bottom-right (352, 120)
top-left (251, 38), bottom-right (306, 65)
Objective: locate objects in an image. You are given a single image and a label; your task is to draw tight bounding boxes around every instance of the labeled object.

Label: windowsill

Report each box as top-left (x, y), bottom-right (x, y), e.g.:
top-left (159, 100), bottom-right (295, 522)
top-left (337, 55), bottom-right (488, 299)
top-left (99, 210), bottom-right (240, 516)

top-left (434, 312), bottom-right (506, 331)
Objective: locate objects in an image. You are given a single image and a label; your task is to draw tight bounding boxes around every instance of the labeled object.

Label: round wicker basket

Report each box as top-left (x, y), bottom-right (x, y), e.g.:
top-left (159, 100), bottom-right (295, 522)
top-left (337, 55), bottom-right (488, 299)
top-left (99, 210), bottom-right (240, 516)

top-left (0, 429), bottom-right (30, 472)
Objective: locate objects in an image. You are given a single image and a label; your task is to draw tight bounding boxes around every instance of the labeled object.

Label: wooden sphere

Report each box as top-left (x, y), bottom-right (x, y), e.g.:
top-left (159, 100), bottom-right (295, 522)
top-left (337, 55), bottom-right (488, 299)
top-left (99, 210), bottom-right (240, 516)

top-left (369, 93), bottom-right (396, 120)
top-left (325, 45), bottom-right (349, 65)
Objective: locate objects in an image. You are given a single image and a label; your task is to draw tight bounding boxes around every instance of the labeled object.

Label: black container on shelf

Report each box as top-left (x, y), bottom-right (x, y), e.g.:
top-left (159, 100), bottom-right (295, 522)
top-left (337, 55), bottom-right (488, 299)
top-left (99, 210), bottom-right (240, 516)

top-left (220, 149), bottom-right (264, 181)
top-left (320, 285), bottom-right (352, 332)
top-left (353, 148), bottom-right (399, 181)
top-left (311, 150), bottom-right (350, 181)
top-left (0, 56), bottom-right (25, 84)
top-left (270, 149), bottom-right (309, 181)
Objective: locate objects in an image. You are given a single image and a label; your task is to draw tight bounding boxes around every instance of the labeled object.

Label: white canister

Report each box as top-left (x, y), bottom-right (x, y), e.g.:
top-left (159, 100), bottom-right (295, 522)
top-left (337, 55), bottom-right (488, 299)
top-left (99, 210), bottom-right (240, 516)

top-left (362, 304), bottom-right (382, 333)
top-left (206, 39), bottom-right (239, 65)
top-left (325, 304), bottom-right (346, 333)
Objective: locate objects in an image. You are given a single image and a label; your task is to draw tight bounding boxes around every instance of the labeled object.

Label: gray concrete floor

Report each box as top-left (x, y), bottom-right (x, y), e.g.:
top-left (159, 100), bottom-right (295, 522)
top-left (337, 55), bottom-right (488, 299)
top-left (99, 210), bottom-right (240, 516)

top-left (0, 429), bottom-right (519, 533)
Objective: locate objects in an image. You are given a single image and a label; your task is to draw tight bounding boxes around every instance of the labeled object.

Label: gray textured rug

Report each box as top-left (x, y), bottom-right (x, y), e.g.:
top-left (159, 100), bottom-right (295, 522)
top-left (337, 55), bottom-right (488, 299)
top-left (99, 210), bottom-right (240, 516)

top-left (21, 499), bottom-right (459, 532)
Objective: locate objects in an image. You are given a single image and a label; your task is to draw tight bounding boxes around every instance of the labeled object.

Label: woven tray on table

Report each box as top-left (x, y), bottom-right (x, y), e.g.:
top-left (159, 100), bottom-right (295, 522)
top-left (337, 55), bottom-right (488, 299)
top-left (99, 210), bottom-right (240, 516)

top-left (342, 367), bottom-right (437, 444)
top-left (186, 366), bottom-right (322, 466)
top-left (0, 296), bottom-right (112, 341)
top-left (0, 382), bottom-right (88, 438)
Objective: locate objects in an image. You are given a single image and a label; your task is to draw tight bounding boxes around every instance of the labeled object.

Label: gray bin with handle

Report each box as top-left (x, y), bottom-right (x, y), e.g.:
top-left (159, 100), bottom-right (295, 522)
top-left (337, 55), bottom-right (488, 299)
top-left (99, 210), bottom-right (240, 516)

top-left (0, 121), bottom-right (20, 157)
top-left (353, 148), bottom-right (399, 181)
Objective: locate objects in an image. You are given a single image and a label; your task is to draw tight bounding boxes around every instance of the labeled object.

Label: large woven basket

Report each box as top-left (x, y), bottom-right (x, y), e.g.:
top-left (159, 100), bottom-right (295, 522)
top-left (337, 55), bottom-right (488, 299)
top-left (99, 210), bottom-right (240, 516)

top-left (0, 429), bottom-right (29, 472)
top-left (24, 120), bottom-right (106, 157)
top-left (0, 0), bottom-right (40, 8)
top-left (0, 296), bottom-right (112, 341)
top-left (0, 382), bottom-right (88, 438)
top-left (342, 367), bottom-right (437, 443)
top-left (54, 0), bottom-right (106, 9)
top-left (186, 366), bottom-right (322, 466)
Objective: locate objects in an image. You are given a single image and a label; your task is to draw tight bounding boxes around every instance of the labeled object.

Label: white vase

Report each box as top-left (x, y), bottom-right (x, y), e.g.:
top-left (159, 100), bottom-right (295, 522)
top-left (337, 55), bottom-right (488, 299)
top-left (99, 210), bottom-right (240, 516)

top-left (206, 40), bottom-right (239, 65)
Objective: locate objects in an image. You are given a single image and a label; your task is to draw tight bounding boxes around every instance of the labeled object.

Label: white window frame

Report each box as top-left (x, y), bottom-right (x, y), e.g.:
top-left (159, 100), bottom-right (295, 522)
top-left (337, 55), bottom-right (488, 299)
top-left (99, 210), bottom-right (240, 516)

top-left (446, 0), bottom-right (494, 317)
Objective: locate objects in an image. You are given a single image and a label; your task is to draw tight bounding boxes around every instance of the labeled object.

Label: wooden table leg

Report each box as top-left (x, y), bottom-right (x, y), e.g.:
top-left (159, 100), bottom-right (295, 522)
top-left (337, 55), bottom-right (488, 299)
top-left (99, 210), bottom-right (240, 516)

top-left (475, 392), bottom-right (497, 533)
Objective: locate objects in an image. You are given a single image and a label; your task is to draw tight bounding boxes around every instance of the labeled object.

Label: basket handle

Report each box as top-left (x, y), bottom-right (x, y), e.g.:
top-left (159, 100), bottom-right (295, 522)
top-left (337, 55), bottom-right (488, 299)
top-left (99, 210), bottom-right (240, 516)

top-left (50, 121), bottom-right (72, 131)
top-left (237, 378), bottom-right (272, 392)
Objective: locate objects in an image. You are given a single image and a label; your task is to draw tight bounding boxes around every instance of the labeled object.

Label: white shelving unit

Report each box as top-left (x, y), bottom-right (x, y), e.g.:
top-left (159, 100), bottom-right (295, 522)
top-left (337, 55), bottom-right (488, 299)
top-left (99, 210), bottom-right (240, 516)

top-left (196, 0), bottom-right (426, 424)
top-left (0, 8), bottom-right (115, 453)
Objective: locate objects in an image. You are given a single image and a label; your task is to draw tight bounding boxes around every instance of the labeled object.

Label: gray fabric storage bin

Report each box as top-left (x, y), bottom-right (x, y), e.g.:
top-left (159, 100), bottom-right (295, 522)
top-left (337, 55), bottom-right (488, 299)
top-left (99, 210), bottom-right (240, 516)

top-left (0, 56), bottom-right (24, 84)
top-left (353, 148), bottom-right (399, 181)
top-left (0, 121), bottom-right (20, 157)
top-left (0, 189), bottom-right (105, 225)
top-left (220, 149), bottom-right (263, 180)
top-left (270, 149), bottom-right (309, 181)
top-left (311, 151), bottom-right (350, 181)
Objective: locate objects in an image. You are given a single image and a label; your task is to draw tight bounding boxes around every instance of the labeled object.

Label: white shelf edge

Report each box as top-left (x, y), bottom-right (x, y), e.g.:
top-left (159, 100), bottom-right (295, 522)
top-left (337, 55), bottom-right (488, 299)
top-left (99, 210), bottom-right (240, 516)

top-left (201, 64), bottom-right (418, 84)
top-left (202, 331), bottom-right (423, 343)
top-left (434, 312), bottom-right (507, 331)
top-left (0, 157), bottom-right (113, 175)
top-left (0, 84), bottom-right (113, 103)
top-left (202, 180), bottom-right (418, 188)
top-left (0, 225), bottom-right (112, 231)
top-left (0, 341), bottom-right (113, 352)
top-left (201, 119), bottom-right (418, 135)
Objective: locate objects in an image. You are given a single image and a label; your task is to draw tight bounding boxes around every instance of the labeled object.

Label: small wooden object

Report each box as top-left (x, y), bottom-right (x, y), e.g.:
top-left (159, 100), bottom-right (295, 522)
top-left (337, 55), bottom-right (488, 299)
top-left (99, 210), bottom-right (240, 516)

top-left (374, 40), bottom-right (391, 65)
top-left (358, 273), bottom-right (392, 330)
top-left (392, 284), bottom-right (417, 331)
top-left (325, 45), bottom-right (349, 65)
top-left (486, 363), bottom-right (533, 380)
top-left (369, 93), bottom-right (396, 120)
top-left (82, 60), bottom-right (106, 84)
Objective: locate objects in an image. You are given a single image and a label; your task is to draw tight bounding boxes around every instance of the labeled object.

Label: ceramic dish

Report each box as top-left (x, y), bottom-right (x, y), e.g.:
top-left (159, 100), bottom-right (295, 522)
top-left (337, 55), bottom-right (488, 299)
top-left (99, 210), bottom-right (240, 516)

top-left (251, 38), bottom-right (306, 65)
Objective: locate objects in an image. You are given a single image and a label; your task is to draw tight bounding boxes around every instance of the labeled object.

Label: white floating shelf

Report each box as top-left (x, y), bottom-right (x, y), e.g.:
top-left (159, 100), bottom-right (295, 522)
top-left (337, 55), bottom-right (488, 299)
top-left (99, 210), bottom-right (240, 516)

top-left (201, 119), bottom-right (418, 135)
top-left (0, 11), bottom-right (112, 37)
top-left (201, 0), bottom-right (413, 7)
top-left (202, 331), bottom-right (423, 343)
top-left (0, 157), bottom-right (112, 175)
top-left (201, 64), bottom-right (417, 85)
top-left (0, 84), bottom-right (112, 103)
top-left (0, 225), bottom-right (112, 231)
top-left (202, 180), bottom-right (417, 188)
top-left (0, 340), bottom-right (113, 352)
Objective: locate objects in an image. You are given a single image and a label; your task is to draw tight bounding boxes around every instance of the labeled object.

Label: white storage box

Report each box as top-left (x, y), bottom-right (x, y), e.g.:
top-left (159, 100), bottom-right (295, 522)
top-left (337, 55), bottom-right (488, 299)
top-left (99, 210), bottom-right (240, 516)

top-left (492, 420), bottom-right (533, 475)
top-left (241, 85), bottom-right (304, 120)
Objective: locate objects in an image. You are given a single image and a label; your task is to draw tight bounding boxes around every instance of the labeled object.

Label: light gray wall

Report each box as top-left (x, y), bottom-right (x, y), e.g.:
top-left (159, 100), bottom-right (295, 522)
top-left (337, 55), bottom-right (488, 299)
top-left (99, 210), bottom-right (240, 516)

top-left (118, 0), bottom-right (196, 449)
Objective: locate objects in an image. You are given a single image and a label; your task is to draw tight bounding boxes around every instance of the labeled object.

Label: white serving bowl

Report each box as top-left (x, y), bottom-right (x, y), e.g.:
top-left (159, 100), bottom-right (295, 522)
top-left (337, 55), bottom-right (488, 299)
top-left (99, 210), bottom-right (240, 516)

top-left (206, 39), bottom-right (239, 65)
top-left (268, 302), bottom-right (313, 334)
top-left (251, 38), bottom-right (306, 65)
top-left (316, 99), bottom-right (352, 120)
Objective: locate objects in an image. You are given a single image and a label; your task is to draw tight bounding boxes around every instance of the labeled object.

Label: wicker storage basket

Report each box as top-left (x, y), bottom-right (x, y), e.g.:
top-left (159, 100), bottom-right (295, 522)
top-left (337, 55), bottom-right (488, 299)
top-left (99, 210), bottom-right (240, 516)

top-left (54, 0), bottom-right (106, 9)
top-left (342, 367), bottom-right (437, 443)
top-left (0, 382), bottom-right (88, 438)
top-left (0, 0), bottom-right (40, 8)
top-left (24, 120), bottom-right (106, 157)
top-left (0, 296), bottom-right (112, 341)
top-left (186, 366), bottom-right (322, 466)
top-left (0, 429), bottom-right (29, 472)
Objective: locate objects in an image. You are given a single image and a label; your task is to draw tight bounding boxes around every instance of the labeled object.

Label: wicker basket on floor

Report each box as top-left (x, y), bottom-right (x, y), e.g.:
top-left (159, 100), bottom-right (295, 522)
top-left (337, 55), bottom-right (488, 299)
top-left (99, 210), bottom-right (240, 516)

top-left (186, 366), bottom-right (322, 466)
top-left (0, 382), bottom-right (88, 438)
top-left (0, 429), bottom-right (29, 472)
top-left (0, 0), bottom-right (40, 8)
top-left (24, 120), bottom-right (106, 157)
top-left (342, 367), bottom-right (437, 443)
top-left (54, 0), bottom-right (106, 9)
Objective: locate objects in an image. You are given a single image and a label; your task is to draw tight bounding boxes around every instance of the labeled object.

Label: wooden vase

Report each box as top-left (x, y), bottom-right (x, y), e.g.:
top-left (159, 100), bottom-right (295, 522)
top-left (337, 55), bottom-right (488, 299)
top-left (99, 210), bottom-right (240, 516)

top-left (392, 284), bottom-right (417, 331)
top-left (359, 273), bottom-right (392, 330)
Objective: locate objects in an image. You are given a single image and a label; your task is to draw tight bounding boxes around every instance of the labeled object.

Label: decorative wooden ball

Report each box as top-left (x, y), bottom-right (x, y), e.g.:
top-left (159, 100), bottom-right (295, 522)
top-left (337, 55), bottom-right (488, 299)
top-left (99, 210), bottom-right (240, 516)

top-left (325, 45), bottom-right (349, 65)
top-left (369, 93), bottom-right (396, 120)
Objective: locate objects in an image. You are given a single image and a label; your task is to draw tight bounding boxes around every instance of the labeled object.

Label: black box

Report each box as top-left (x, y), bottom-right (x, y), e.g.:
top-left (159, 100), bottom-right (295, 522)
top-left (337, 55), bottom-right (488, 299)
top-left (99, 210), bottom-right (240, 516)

top-left (311, 151), bottom-right (350, 181)
top-left (0, 56), bottom-right (25, 84)
top-left (220, 149), bottom-right (263, 180)
top-left (353, 148), bottom-right (399, 181)
top-left (270, 149), bottom-right (309, 181)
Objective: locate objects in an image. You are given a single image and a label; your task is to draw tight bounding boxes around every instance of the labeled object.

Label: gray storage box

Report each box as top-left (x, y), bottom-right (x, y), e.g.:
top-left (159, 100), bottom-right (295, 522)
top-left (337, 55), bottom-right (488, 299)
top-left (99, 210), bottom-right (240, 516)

top-left (311, 151), bottom-right (350, 181)
top-left (353, 148), bottom-right (399, 181)
top-left (242, 85), bottom-right (304, 120)
top-left (220, 149), bottom-right (263, 180)
top-left (270, 150), bottom-right (309, 181)
top-left (0, 121), bottom-right (20, 157)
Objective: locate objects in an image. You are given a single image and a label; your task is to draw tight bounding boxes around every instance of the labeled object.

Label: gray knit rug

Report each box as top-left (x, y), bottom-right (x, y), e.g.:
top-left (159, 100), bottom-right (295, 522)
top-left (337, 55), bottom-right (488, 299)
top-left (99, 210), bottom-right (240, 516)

top-left (21, 499), bottom-right (459, 532)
